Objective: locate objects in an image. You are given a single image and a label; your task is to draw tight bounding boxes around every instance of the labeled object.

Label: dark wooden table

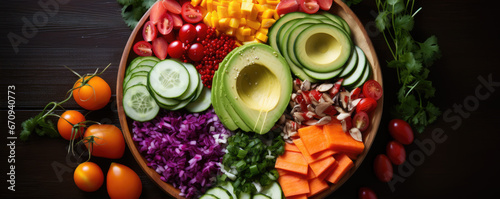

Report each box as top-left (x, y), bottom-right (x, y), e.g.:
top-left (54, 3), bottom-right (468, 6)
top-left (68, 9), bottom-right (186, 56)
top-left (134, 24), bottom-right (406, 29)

top-left (1, 0), bottom-right (499, 198)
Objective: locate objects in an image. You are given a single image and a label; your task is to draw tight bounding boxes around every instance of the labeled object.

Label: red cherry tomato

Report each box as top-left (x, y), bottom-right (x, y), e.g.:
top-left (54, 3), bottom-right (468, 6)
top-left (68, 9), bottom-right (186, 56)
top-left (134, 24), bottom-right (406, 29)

top-left (164, 31), bottom-right (176, 43)
top-left (359, 187), bottom-right (377, 199)
top-left (142, 21), bottom-right (157, 42)
top-left (276, 0), bottom-right (299, 16)
top-left (157, 13), bottom-right (173, 35)
top-left (133, 41), bottom-right (153, 56)
top-left (149, 1), bottom-right (167, 25)
top-left (195, 23), bottom-right (208, 41)
top-left (188, 43), bottom-right (205, 62)
top-left (179, 24), bottom-right (197, 43)
top-left (161, 0), bottom-right (182, 14)
top-left (181, 2), bottom-right (203, 24)
top-left (386, 141), bottom-right (406, 165)
top-left (317, 0), bottom-right (333, 11)
top-left (171, 13), bottom-right (184, 29)
top-left (353, 111), bottom-right (370, 132)
top-left (168, 40), bottom-right (185, 59)
top-left (299, 0), bottom-right (320, 14)
top-left (152, 36), bottom-right (168, 60)
top-left (388, 119), bottom-right (414, 145)
top-left (363, 80), bottom-right (383, 101)
top-left (356, 97), bottom-right (377, 113)
top-left (374, 154), bottom-right (393, 182)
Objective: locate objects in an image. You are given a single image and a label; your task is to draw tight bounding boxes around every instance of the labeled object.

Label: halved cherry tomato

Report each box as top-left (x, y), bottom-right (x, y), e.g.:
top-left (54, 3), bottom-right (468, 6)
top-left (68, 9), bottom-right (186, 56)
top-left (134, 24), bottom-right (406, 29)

top-left (83, 124), bottom-right (125, 159)
top-left (157, 13), bottom-right (173, 35)
top-left (171, 13), bottom-right (184, 29)
top-left (152, 36), bottom-right (168, 60)
top-left (374, 154), bottom-right (393, 182)
top-left (178, 24), bottom-right (197, 43)
top-left (72, 76), bottom-right (111, 111)
top-left (133, 41), bottom-right (153, 56)
top-left (168, 40), bottom-right (185, 59)
top-left (57, 110), bottom-right (86, 140)
top-left (107, 163), bottom-right (142, 199)
top-left (363, 80), bottom-right (383, 100)
top-left (388, 119), bottom-right (414, 145)
top-left (162, 0), bottom-right (182, 14)
top-left (150, 1), bottom-right (167, 25)
top-left (386, 141), bottom-right (406, 165)
top-left (353, 111), bottom-right (370, 132)
top-left (358, 187), bottom-right (378, 199)
top-left (181, 2), bottom-right (203, 24)
top-left (317, 0), bottom-right (333, 11)
top-left (188, 43), bottom-right (205, 62)
top-left (276, 0), bottom-right (299, 16)
top-left (195, 23), bottom-right (208, 41)
top-left (74, 162), bottom-right (104, 192)
top-left (142, 21), bottom-right (157, 42)
top-left (356, 97), bottom-right (377, 113)
top-left (299, 0), bottom-right (320, 14)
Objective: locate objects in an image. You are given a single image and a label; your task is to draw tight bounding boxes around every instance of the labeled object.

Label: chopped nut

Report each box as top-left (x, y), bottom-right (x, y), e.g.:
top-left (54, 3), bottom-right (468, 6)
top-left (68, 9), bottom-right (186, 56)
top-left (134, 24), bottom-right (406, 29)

top-left (317, 83), bottom-right (334, 92)
top-left (301, 79), bottom-right (311, 91)
top-left (349, 128), bottom-right (363, 142)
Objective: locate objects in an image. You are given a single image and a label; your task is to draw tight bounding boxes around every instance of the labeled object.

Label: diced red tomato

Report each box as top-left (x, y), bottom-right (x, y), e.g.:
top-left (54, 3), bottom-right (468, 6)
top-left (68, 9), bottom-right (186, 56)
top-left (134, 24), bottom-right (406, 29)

top-left (330, 78), bottom-right (343, 96)
top-left (142, 21), bottom-right (157, 42)
top-left (301, 90), bottom-right (312, 104)
top-left (181, 2), bottom-right (203, 24)
top-left (309, 90), bottom-right (323, 101)
top-left (317, 0), bottom-right (333, 11)
top-left (356, 97), bottom-right (377, 113)
top-left (276, 0), bottom-right (299, 16)
top-left (323, 105), bottom-right (337, 116)
top-left (161, 0), bottom-right (182, 15)
top-left (299, 0), bottom-right (320, 14)
top-left (133, 41), bottom-right (153, 56)
top-left (152, 37), bottom-right (168, 60)
top-left (150, 1), bottom-right (167, 25)
top-left (157, 13), bottom-right (174, 35)
top-left (171, 13), bottom-right (184, 29)
top-left (362, 80), bottom-right (383, 100)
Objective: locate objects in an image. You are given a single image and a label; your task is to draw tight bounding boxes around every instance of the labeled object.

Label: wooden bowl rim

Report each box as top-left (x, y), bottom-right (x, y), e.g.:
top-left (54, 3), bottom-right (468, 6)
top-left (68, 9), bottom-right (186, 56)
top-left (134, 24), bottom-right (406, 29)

top-left (116, 0), bottom-right (382, 198)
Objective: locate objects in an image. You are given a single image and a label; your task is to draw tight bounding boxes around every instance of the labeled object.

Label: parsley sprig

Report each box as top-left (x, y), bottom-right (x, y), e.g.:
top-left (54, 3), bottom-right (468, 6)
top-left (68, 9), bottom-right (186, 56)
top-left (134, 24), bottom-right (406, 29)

top-left (375, 0), bottom-right (441, 133)
top-left (117, 0), bottom-right (156, 29)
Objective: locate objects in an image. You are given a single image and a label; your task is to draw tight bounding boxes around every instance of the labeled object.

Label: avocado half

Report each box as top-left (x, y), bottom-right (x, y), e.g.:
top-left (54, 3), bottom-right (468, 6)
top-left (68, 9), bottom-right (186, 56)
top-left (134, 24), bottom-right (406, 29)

top-left (213, 43), bottom-right (292, 134)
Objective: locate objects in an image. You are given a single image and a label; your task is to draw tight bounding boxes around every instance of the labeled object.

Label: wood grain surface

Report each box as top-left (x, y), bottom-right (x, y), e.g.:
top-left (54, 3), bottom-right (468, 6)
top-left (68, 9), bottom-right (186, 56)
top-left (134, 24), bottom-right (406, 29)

top-left (1, 0), bottom-right (500, 198)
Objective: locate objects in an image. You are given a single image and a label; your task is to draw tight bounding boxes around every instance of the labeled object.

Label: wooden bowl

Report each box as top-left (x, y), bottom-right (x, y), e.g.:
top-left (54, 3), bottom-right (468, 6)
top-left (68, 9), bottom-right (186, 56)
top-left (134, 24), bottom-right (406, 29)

top-left (116, 0), bottom-right (382, 198)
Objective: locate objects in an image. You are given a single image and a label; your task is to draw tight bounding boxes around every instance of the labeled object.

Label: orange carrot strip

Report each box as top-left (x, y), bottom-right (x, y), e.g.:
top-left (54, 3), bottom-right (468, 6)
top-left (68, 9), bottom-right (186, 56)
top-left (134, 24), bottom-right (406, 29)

top-left (317, 160), bottom-right (338, 181)
top-left (324, 121), bottom-right (365, 155)
top-left (278, 174), bottom-right (310, 197)
top-left (286, 194), bottom-right (308, 199)
top-left (275, 159), bottom-right (308, 175)
top-left (307, 166), bottom-right (316, 180)
top-left (293, 139), bottom-right (336, 163)
top-left (307, 177), bottom-right (329, 197)
top-left (325, 153), bottom-right (354, 184)
top-left (298, 125), bottom-right (329, 155)
top-left (285, 142), bottom-right (301, 152)
top-left (309, 156), bottom-right (336, 179)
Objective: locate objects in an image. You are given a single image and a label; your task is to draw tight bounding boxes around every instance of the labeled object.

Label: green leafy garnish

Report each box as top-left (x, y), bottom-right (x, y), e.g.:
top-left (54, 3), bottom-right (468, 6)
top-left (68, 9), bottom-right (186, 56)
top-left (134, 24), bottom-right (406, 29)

top-left (375, 0), bottom-right (441, 133)
top-left (342, 0), bottom-right (364, 6)
top-left (117, 0), bottom-right (156, 29)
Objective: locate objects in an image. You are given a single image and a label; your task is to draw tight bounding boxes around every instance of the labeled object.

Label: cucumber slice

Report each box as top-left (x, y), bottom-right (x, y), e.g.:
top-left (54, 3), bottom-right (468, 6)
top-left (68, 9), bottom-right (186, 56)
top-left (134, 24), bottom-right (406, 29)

top-left (205, 187), bottom-right (233, 199)
top-left (126, 56), bottom-right (159, 75)
top-left (352, 61), bottom-right (372, 89)
top-left (124, 71), bottom-right (148, 87)
top-left (260, 182), bottom-right (283, 199)
top-left (185, 86), bottom-right (211, 113)
top-left (137, 59), bottom-right (157, 67)
top-left (124, 75), bottom-right (147, 91)
top-left (252, 194), bottom-right (271, 199)
top-left (219, 182), bottom-right (237, 199)
top-left (123, 84), bottom-right (159, 122)
top-left (163, 94), bottom-right (195, 111)
top-left (176, 62), bottom-right (200, 100)
top-left (238, 192), bottom-right (251, 199)
top-left (149, 59), bottom-right (190, 98)
top-left (191, 73), bottom-right (204, 102)
top-left (339, 47), bottom-right (359, 77)
top-left (342, 46), bottom-right (367, 86)
top-left (199, 194), bottom-right (219, 199)
top-left (129, 65), bottom-right (153, 74)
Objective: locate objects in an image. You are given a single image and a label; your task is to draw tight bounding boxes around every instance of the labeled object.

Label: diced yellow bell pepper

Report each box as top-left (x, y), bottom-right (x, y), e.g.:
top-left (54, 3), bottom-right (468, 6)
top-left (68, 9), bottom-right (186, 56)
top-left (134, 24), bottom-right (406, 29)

top-left (256, 0), bottom-right (267, 4)
top-left (266, 0), bottom-right (279, 5)
top-left (241, 1), bottom-right (255, 16)
top-left (225, 28), bottom-right (235, 36)
top-left (258, 28), bottom-right (268, 35)
top-left (262, 9), bottom-right (274, 19)
top-left (228, 1), bottom-right (241, 17)
top-left (240, 18), bottom-right (247, 26)
top-left (204, 11), bottom-right (213, 27)
top-left (274, 9), bottom-right (280, 20)
top-left (219, 18), bottom-right (230, 29)
top-left (211, 11), bottom-right (219, 27)
top-left (201, 0), bottom-right (207, 7)
top-left (240, 27), bottom-right (252, 36)
top-left (217, 6), bottom-right (228, 18)
top-left (261, 18), bottom-right (275, 28)
top-left (207, 0), bottom-right (213, 13)
top-left (244, 35), bottom-right (255, 41)
top-left (192, 0), bottom-right (202, 6)
top-left (255, 31), bottom-right (268, 42)
top-left (229, 18), bottom-right (240, 28)
top-left (235, 31), bottom-right (245, 41)
top-left (247, 20), bottom-right (261, 30)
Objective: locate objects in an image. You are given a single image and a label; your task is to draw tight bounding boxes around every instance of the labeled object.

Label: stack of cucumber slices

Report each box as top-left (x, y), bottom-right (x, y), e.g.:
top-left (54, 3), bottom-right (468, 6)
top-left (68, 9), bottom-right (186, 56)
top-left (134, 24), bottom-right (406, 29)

top-left (268, 12), bottom-right (372, 88)
top-left (122, 56), bottom-right (211, 122)
top-left (201, 181), bottom-right (283, 199)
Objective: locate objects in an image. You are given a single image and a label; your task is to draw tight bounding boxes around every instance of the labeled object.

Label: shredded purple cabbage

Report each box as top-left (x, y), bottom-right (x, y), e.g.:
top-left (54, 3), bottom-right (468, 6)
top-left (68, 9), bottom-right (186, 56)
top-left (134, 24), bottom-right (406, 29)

top-left (132, 108), bottom-right (231, 198)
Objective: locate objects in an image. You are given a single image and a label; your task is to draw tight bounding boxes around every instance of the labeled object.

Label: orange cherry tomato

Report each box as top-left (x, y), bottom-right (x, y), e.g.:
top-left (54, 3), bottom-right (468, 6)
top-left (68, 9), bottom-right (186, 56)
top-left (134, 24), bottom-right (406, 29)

top-left (107, 163), bottom-right (142, 199)
top-left (83, 124), bottom-right (125, 159)
top-left (74, 162), bottom-right (104, 192)
top-left (57, 110), bottom-right (86, 140)
top-left (72, 75), bottom-right (111, 111)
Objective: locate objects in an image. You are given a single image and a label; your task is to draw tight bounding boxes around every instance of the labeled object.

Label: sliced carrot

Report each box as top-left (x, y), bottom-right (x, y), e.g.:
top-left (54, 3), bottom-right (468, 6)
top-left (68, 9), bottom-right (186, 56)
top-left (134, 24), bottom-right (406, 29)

top-left (285, 142), bottom-right (301, 152)
top-left (317, 161), bottom-right (338, 181)
top-left (324, 121), bottom-right (365, 155)
top-left (275, 159), bottom-right (308, 175)
top-left (309, 156), bottom-right (336, 178)
top-left (297, 125), bottom-right (329, 155)
top-left (286, 194), bottom-right (308, 199)
top-left (277, 168), bottom-right (293, 177)
top-left (307, 166), bottom-right (316, 180)
top-left (325, 153), bottom-right (354, 184)
top-left (276, 151), bottom-right (307, 165)
top-left (307, 177), bottom-right (329, 197)
top-left (293, 139), bottom-right (337, 163)
top-left (278, 174), bottom-right (310, 197)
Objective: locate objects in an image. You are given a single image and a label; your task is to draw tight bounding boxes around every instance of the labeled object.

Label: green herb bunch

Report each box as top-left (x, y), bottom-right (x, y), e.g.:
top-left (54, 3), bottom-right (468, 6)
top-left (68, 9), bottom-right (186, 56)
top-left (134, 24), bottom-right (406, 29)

top-left (117, 0), bottom-right (156, 29)
top-left (375, 0), bottom-right (441, 133)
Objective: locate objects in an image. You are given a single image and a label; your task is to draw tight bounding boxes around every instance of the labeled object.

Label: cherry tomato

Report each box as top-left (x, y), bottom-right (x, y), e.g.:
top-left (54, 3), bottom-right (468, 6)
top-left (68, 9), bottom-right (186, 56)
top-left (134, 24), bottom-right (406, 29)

top-left (188, 43), bottom-right (205, 62)
top-left (299, 0), bottom-right (320, 14)
top-left (358, 187), bottom-right (377, 199)
top-left (152, 36), bottom-right (169, 60)
top-left (149, 1), bottom-right (167, 25)
top-left (171, 13), bottom-right (184, 29)
top-left (181, 2), bottom-right (203, 23)
top-left (83, 124), bottom-right (125, 159)
top-left (350, 87), bottom-right (362, 100)
top-left (386, 141), bottom-right (406, 165)
top-left (362, 80), bottom-right (383, 101)
top-left (164, 31), bottom-right (176, 43)
top-left (276, 0), bottom-right (299, 16)
top-left (317, 0), bottom-right (333, 11)
top-left (162, 0), bottom-right (182, 14)
top-left (168, 40), bottom-right (185, 59)
top-left (374, 154), bottom-right (393, 182)
top-left (72, 75), bottom-right (111, 111)
top-left (133, 41), bottom-right (153, 56)
top-left (107, 163), bottom-right (142, 199)
top-left (142, 21), bottom-right (157, 42)
top-left (74, 162), bottom-right (104, 192)
top-left (356, 97), bottom-right (377, 113)
top-left (195, 23), bottom-right (208, 41)
top-left (353, 111), bottom-right (370, 132)
top-left (178, 24), bottom-right (197, 43)
top-left (157, 13), bottom-right (173, 35)
top-left (388, 119), bottom-right (414, 145)
top-left (57, 110), bottom-right (85, 140)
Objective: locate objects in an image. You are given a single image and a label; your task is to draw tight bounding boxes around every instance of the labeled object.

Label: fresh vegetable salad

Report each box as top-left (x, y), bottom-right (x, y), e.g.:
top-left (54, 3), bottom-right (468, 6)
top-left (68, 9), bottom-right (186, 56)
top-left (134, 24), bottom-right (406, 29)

top-left (123, 0), bottom-right (383, 198)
